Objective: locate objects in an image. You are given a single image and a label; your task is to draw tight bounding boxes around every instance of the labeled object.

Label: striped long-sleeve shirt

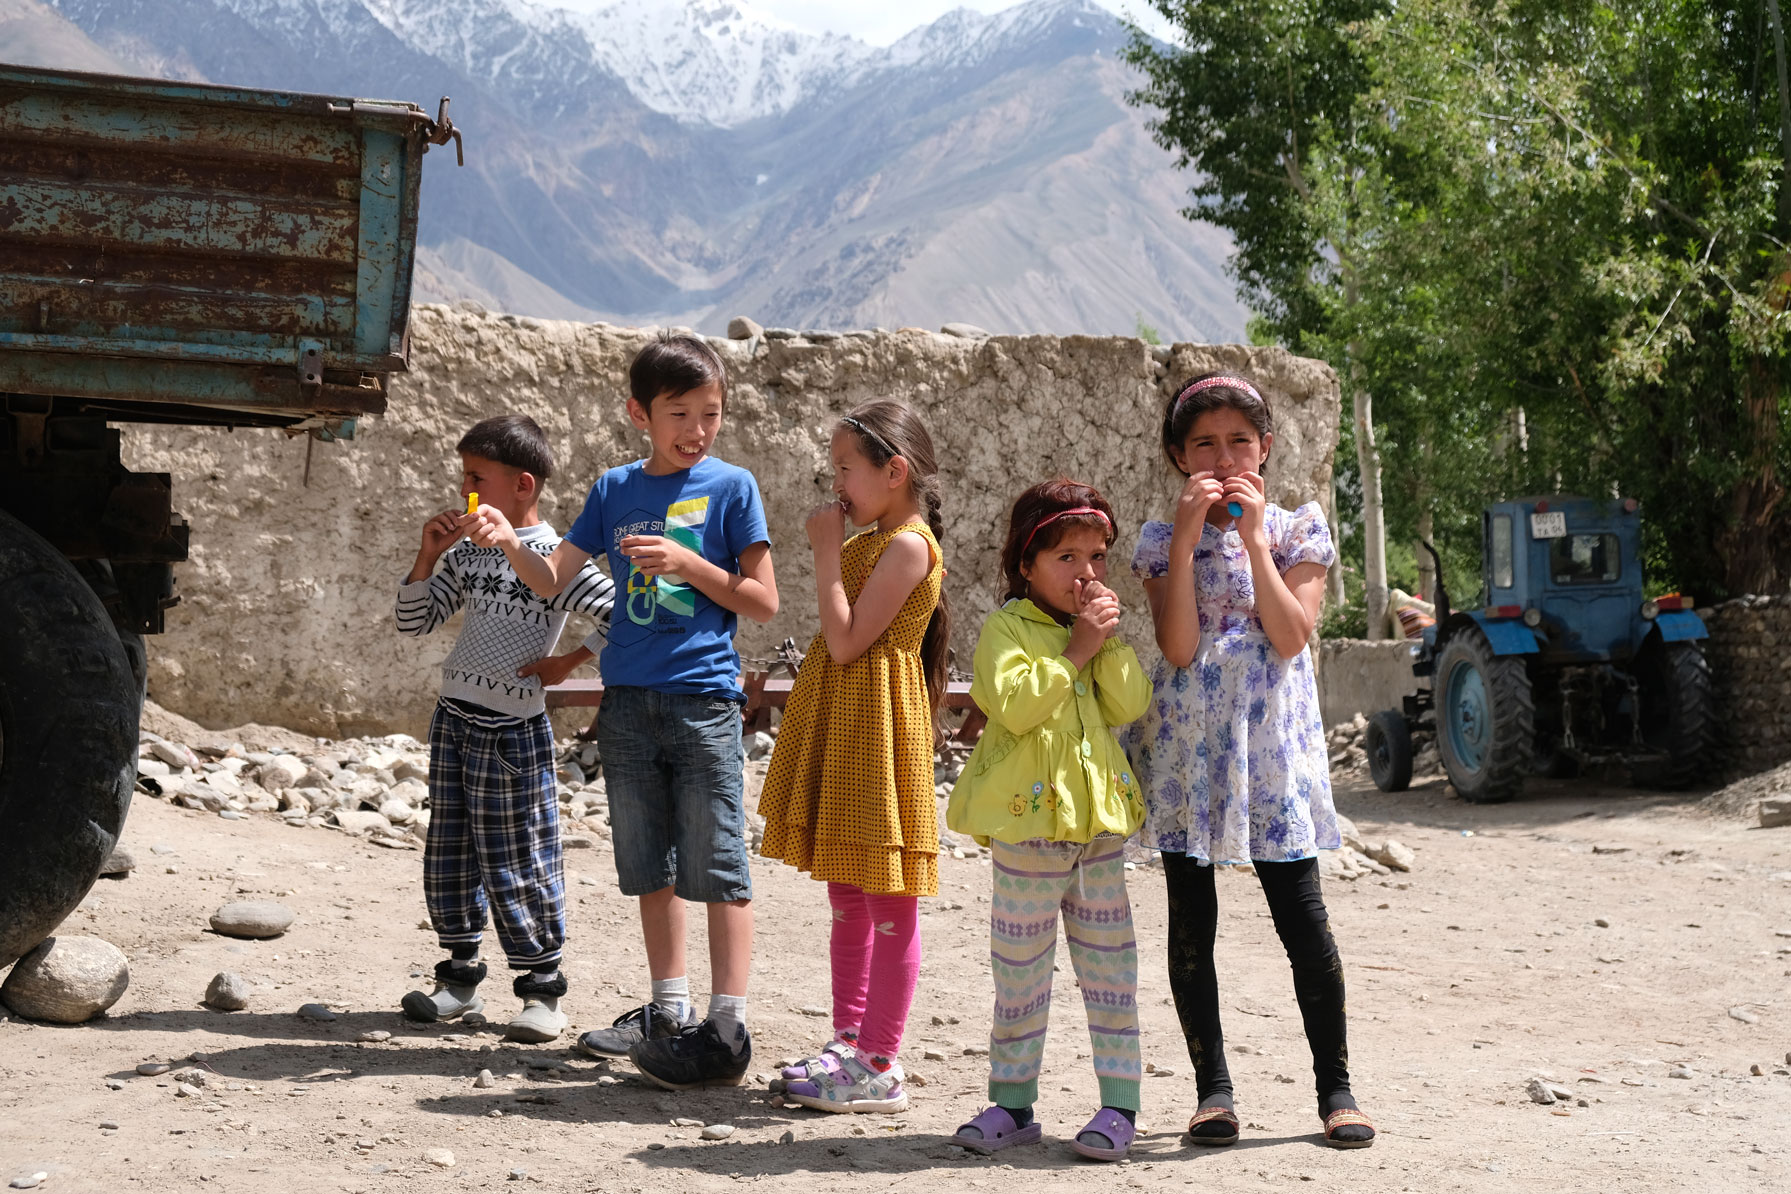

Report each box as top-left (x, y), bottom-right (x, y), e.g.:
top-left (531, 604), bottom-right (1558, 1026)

top-left (396, 522), bottom-right (613, 721)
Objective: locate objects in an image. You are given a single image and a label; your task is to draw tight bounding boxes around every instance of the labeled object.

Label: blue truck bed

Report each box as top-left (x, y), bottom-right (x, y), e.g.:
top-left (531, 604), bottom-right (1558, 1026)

top-left (0, 64), bottom-right (446, 431)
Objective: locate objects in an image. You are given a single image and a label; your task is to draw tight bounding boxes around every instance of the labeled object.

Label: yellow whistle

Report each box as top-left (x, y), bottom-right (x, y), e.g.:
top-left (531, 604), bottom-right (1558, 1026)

top-left (466, 493), bottom-right (478, 515)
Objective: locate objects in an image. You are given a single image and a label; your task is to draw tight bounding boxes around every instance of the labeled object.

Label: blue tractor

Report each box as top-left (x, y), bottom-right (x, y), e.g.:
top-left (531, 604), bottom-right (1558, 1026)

top-left (1365, 496), bottom-right (1713, 802)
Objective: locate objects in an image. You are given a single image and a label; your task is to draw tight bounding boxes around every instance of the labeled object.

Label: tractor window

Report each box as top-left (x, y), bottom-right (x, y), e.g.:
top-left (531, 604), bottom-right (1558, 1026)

top-left (1549, 533), bottom-right (1620, 585)
top-left (1491, 514), bottom-right (1514, 589)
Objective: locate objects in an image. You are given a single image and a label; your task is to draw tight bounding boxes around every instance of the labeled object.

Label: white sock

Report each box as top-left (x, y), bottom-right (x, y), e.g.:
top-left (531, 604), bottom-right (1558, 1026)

top-left (707, 993), bottom-right (748, 1052)
top-left (651, 976), bottom-right (691, 1020)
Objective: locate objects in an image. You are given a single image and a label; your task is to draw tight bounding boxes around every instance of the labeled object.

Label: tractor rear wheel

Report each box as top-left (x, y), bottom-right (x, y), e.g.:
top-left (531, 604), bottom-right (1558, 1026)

top-left (1365, 710), bottom-right (1413, 792)
top-left (1634, 641), bottom-right (1714, 789)
top-left (0, 510), bottom-right (140, 969)
top-left (1434, 628), bottom-right (1533, 803)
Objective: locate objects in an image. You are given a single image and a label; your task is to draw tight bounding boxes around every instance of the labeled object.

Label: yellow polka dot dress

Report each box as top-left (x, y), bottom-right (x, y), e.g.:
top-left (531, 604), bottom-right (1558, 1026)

top-left (758, 523), bottom-right (944, 897)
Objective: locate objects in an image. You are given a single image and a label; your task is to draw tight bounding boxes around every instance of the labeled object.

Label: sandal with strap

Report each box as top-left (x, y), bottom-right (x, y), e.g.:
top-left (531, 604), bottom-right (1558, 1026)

top-left (1323, 1108), bottom-right (1376, 1149)
top-left (1186, 1104), bottom-right (1240, 1146)
top-left (951, 1106), bottom-right (1043, 1155)
top-left (1069, 1108), bottom-right (1136, 1162)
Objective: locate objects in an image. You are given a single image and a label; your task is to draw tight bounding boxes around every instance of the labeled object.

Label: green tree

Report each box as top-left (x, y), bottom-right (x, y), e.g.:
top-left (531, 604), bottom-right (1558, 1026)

top-left (1132, 0), bottom-right (1791, 603)
top-left (1126, 1), bottom-right (1401, 636)
top-left (1355, 0), bottom-right (1791, 595)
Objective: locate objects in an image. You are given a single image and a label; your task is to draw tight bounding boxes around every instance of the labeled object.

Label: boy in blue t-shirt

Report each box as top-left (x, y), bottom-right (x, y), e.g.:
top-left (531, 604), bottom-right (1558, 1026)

top-left (467, 333), bottom-right (777, 1088)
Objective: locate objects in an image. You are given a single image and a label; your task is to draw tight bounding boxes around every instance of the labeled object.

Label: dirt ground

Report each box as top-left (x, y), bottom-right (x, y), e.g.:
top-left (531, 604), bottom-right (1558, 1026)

top-left (3, 765), bottom-right (1787, 1194)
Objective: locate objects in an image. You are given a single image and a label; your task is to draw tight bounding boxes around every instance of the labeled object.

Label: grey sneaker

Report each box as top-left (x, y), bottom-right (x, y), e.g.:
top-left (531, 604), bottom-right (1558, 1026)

top-left (401, 960), bottom-right (486, 1023)
top-left (575, 1002), bottom-right (693, 1060)
top-left (506, 996), bottom-right (567, 1043)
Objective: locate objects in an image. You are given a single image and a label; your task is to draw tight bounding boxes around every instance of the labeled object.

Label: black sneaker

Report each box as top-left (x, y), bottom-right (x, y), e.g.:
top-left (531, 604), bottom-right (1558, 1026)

top-left (575, 1002), bottom-right (693, 1060)
top-left (628, 1019), bottom-right (752, 1090)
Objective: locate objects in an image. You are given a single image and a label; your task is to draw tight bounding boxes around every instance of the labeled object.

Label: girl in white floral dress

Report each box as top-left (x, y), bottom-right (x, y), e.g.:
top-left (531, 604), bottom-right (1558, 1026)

top-left (1124, 372), bottom-right (1374, 1150)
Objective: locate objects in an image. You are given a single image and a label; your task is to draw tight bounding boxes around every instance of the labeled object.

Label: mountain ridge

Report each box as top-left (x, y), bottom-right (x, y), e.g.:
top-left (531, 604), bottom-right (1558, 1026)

top-left (25, 0), bottom-right (1247, 340)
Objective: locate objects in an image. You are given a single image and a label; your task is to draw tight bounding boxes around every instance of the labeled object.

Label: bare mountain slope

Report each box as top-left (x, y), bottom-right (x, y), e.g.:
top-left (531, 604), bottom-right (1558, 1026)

top-left (0, 0), bottom-right (132, 71)
top-left (33, 0), bottom-right (1246, 339)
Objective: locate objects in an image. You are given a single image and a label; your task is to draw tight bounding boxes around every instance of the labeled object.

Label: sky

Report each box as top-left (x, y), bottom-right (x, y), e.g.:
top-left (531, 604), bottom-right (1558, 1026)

top-left (554, 1), bottom-right (1174, 46)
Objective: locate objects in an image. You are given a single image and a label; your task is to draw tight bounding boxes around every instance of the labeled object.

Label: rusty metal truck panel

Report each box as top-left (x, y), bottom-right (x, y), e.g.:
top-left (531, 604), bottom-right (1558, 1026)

top-left (0, 64), bottom-right (450, 430)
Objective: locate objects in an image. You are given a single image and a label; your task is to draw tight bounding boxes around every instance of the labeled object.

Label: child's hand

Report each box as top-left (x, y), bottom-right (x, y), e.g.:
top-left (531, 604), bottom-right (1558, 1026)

top-left (1223, 472), bottom-right (1267, 543)
top-left (419, 509), bottom-right (465, 558)
top-left (516, 652), bottom-right (584, 689)
top-left (1173, 470), bottom-right (1225, 534)
top-left (806, 501), bottom-right (847, 552)
top-left (464, 503), bottom-right (521, 553)
top-left (1065, 578), bottom-right (1119, 667)
top-left (1082, 579), bottom-right (1122, 640)
top-left (620, 534), bottom-right (696, 579)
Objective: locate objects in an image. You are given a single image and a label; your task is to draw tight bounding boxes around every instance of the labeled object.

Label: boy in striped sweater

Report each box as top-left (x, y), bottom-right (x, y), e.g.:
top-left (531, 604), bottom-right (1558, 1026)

top-left (395, 414), bottom-right (614, 1043)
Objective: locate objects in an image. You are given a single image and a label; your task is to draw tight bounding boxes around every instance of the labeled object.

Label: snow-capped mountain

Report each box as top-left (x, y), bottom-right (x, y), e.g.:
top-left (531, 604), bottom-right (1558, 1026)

top-left (23, 0), bottom-right (1246, 341)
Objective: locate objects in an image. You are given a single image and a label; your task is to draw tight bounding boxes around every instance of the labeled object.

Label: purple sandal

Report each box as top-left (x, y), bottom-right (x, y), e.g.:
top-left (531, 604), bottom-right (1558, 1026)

top-left (1070, 1108), bottom-right (1136, 1161)
top-left (951, 1106), bottom-right (1044, 1155)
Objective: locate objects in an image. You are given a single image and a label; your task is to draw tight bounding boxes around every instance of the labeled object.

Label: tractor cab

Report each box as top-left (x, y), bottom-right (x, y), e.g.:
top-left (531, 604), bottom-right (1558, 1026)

top-left (1483, 496), bottom-right (1643, 662)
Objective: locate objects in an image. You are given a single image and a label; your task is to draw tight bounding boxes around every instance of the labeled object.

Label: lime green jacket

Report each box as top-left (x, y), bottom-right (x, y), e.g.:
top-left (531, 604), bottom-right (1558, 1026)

top-left (946, 598), bottom-right (1152, 846)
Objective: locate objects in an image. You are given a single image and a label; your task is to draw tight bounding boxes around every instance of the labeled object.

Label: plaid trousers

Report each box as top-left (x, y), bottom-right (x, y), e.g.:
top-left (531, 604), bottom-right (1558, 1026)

top-left (424, 701), bottom-right (564, 969)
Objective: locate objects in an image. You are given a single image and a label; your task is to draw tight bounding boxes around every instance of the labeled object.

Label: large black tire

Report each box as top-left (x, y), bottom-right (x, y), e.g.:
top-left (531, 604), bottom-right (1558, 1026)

top-left (1365, 710), bottom-right (1414, 792)
top-left (0, 510), bottom-right (139, 968)
top-left (1434, 628), bottom-right (1533, 804)
top-left (1634, 641), bottom-right (1715, 789)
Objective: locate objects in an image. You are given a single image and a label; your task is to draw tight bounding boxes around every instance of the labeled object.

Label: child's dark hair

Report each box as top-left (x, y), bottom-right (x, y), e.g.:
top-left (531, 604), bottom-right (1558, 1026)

top-left (999, 478), bottom-right (1119, 602)
top-left (835, 400), bottom-right (952, 724)
top-left (456, 414), bottom-right (553, 482)
top-left (1161, 372), bottom-right (1274, 475)
top-left (630, 331), bottom-right (728, 411)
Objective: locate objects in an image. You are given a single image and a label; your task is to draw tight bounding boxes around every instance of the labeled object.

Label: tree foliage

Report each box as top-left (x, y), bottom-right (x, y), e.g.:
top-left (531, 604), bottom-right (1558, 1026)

top-left (1129, 0), bottom-right (1791, 600)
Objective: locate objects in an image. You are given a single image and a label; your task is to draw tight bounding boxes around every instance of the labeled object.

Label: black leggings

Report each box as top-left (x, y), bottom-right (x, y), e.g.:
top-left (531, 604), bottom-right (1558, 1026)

top-left (1161, 853), bottom-right (1350, 1105)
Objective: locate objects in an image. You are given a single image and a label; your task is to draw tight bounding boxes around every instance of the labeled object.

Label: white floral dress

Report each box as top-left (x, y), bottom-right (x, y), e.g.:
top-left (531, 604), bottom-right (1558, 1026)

top-left (1122, 502), bottom-right (1340, 864)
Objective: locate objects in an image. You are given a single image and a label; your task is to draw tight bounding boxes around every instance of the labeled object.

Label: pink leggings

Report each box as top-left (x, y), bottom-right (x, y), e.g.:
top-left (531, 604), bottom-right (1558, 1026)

top-left (827, 882), bottom-right (921, 1061)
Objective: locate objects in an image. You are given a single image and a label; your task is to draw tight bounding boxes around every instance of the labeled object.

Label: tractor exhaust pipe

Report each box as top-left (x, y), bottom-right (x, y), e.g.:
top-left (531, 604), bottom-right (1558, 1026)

top-left (1421, 540), bottom-right (1450, 625)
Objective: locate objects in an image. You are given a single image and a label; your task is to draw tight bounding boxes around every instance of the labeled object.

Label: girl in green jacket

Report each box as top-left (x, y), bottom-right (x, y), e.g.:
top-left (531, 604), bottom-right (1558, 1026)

top-left (946, 478), bottom-right (1152, 1161)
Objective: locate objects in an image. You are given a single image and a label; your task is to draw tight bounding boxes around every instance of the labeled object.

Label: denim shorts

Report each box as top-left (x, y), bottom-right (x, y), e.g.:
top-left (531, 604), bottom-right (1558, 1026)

top-left (596, 686), bottom-right (752, 903)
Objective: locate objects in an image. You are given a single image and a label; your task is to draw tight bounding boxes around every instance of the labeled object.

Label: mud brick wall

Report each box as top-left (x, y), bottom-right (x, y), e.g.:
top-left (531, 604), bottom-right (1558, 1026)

top-left (125, 305), bottom-right (1341, 738)
top-left (1700, 596), bottom-right (1791, 777)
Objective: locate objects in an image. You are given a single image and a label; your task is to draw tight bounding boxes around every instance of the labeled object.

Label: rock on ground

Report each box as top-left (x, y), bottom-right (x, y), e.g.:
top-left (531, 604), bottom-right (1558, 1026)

top-left (331, 810), bottom-right (392, 835)
top-left (205, 971), bottom-right (251, 1011)
top-left (209, 901), bottom-right (295, 939)
top-left (98, 845), bottom-right (135, 877)
top-left (0, 935), bottom-right (130, 1023)
top-left (1374, 839), bottom-right (1417, 871)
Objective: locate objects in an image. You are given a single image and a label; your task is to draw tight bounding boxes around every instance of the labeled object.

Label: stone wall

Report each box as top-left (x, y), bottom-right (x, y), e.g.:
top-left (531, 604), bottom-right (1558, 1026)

top-left (1700, 596), bottom-right (1791, 778)
top-left (1317, 639), bottom-right (1418, 728)
top-left (122, 305), bottom-right (1341, 739)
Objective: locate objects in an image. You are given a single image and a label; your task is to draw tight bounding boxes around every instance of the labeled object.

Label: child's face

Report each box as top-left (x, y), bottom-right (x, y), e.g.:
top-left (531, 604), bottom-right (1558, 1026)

top-left (829, 427), bottom-right (906, 527)
top-left (459, 453), bottom-right (532, 518)
top-left (1021, 524), bottom-right (1111, 621)
top-left (630, 381), bottom-right (725, 473)
top-left (1172, 407), bottom-right (1272, 481)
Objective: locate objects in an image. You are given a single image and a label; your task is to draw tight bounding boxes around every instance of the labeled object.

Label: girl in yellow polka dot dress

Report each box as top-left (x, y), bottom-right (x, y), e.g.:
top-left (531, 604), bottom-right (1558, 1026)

top-left (759, 400), bottom-right (949, 1114)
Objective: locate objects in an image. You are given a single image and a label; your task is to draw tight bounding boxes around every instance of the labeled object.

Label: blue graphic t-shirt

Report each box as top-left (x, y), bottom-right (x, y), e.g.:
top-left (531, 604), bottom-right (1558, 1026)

top-left (564, 456), bottom-right (770, 698)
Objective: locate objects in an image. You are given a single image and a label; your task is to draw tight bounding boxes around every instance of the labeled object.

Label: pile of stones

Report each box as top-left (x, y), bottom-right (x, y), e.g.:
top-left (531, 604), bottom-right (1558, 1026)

top-left (1326, 713), bottom-right (1441, 779)
top-left (133, 727), bottom-right (611, 851)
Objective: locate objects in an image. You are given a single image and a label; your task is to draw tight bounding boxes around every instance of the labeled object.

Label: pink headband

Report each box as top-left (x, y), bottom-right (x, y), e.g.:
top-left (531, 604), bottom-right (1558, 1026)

top-left (1023, 507), bottom-right (1112, 555)
top-left (1173, 375), bottom-right (1262, 413)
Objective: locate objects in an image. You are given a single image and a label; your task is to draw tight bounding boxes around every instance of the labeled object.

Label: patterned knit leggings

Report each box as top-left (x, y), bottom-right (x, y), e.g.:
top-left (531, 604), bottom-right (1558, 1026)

top-left (986, 838), bottom-right (1141, 1111)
